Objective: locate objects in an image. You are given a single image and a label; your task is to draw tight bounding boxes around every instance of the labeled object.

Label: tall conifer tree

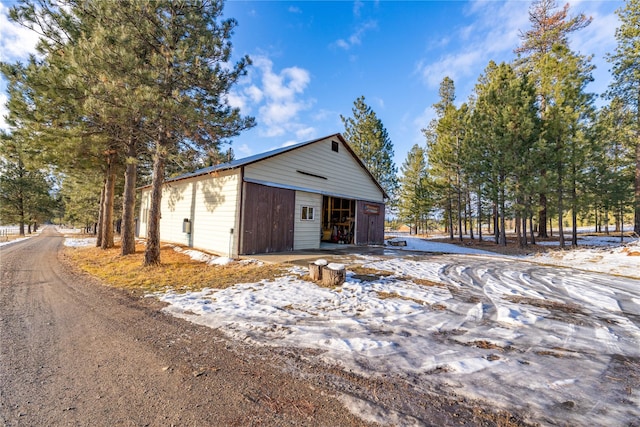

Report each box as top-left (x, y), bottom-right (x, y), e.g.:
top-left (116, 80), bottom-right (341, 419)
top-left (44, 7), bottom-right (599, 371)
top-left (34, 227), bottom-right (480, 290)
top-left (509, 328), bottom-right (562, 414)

top-left (607, 0), bottom-right (640, 234)
top-left (341, 96), bottom-right (398, 202)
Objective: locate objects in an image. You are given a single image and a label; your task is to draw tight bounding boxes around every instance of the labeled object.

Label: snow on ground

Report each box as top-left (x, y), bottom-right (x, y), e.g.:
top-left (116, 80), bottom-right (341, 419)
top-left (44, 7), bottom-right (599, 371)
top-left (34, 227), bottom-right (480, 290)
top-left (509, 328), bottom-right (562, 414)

top-left (386, 234), bottom-right (498, 255)
top-left (528, 238), bottom-right (640, 279)
top-left (63, 237), bottom-right (97, 247)
top-left (152, 234), bottom-right (640, 426)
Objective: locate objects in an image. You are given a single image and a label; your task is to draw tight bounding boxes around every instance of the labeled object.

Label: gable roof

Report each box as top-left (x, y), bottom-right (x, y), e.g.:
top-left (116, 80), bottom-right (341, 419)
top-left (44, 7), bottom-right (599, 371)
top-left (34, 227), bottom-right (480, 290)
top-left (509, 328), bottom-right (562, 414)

top-left (142, 133), bottom-right (388, 199)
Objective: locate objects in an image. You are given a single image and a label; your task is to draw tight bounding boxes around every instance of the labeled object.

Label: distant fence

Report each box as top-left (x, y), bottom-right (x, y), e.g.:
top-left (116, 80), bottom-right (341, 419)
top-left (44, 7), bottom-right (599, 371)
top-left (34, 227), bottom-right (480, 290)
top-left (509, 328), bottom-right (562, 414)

top-left (0, 226), bottom-right (21, 242)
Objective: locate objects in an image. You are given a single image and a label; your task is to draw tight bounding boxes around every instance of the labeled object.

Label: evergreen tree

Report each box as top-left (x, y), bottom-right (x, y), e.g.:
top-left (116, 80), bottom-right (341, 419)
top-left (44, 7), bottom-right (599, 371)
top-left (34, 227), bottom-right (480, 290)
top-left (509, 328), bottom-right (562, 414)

top-left (470, 62), bottom-right (539, 247)
top-left (607, 0), bottom-right (640, 234)
top-left (541, 44), bottom-right (594, 247)
top-left (0, 133), bottom-right (54, 234)
top-left (398, 144), bottom-right (431, 234)
top-left (424, 77), bottom-right (467, 240)
top-left (515, 0), bottom-right (591, 238)
top-left (341, 96), bottom-right (399, 202)
top-left (590, 100), bottom-right (635, 238)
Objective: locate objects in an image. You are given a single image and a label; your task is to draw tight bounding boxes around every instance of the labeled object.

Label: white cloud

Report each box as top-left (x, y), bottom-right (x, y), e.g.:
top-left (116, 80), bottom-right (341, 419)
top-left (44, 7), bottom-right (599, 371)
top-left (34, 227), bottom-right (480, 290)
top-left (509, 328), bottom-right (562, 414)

top-left (353, 0), bottom-right (364, 17)
top-left (0, 3), bottom-right (40, 63)
top-left (0, 92), bottom-right (9, 131)
top-left (414, 1), bottom-right (532, 90)
top-left (235, 143), bottom-right (252, 157)
top-left (288, 6), bottom-right (302, 14)
top-left (242, 56), bottom-right (315, 138)
top-left (417, 50), bottom-right (484, 89)
top-left (333, 20), bottom-right (378, 51)
top-left (295, 126), bottom-right (316, 141)
top-left (245, 85), bottom-right (263, 103)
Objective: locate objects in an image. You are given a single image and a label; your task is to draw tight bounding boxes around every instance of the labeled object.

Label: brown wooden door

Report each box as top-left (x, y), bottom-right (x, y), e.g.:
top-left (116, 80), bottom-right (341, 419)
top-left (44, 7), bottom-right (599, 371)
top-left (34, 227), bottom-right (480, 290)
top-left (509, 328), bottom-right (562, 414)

top-left (241, 183), bottom-right (295, 254)
top-left (355, 201), bottom-right (385, 245)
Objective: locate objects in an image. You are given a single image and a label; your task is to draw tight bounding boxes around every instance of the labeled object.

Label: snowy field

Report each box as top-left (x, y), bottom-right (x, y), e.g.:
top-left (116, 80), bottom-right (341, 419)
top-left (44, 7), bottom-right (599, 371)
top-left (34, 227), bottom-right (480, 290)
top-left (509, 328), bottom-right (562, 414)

top-left (64, 233), bottom-right (640, 425)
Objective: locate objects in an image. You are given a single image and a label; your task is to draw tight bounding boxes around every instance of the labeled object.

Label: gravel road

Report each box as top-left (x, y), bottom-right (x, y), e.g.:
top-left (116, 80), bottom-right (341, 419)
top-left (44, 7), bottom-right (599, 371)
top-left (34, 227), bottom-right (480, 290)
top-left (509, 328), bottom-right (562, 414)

top-left (0, 228), bottom-right (527, 426)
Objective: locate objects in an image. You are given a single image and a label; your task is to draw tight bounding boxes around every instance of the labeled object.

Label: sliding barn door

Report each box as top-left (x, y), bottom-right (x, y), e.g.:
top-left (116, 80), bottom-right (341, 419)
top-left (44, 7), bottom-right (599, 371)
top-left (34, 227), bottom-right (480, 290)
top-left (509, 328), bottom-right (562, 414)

top-left (241, 183), bottom-right (295, 254)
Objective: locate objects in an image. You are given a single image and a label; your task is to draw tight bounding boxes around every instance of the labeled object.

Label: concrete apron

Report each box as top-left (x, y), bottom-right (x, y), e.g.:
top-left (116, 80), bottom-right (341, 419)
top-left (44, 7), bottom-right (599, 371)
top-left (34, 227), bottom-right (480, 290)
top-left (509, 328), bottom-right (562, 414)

top-left (240, 244), bottom-right (397, 267)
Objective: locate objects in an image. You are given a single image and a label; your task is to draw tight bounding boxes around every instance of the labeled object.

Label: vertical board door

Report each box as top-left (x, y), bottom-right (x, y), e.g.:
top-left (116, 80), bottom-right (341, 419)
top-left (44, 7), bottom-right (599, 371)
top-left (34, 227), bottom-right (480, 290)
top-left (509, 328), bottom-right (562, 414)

top-left (241, 183), bottom-right (295, 254)
top-left (355, 201), bottom-right (385, 245)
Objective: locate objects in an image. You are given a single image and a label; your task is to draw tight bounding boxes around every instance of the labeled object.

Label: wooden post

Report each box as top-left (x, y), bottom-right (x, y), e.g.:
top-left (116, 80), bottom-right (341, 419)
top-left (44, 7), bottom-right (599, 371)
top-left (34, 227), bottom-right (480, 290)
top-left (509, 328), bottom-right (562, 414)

top-left (309, 259), bottom-right (327, 281)
top-left (322, 263), bottom-right (345, 287)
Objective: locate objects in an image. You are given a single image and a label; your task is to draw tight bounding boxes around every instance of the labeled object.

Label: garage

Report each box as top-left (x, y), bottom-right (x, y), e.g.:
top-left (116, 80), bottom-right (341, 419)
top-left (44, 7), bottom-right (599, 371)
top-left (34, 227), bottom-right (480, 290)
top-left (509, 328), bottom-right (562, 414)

top-left (138, 133), bottom-right (387, 256)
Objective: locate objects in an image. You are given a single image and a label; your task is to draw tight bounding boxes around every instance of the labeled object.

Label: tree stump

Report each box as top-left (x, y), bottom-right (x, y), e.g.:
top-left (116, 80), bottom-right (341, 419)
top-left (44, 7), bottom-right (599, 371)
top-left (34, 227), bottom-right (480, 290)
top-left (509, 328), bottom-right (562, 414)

top-left (322, 263), bottom-right (345, 287)
top-left (309, 259), bottom-right (328, 281)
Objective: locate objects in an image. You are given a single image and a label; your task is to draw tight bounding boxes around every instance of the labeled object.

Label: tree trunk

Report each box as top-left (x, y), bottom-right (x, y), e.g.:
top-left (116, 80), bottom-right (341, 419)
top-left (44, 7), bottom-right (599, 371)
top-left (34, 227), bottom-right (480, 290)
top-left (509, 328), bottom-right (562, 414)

top-left (457, 184), bottom-right (463, 242)
top-left (515, 213), bottom-right (523, 248)
top-left (634, 134), bottom-right (640, 235)
top-left (493, 201), bottom-right (499, 244)
top-left (447, 184), bottom-right (454, 240)
top-left (144, 136), bottom-right (168, 266)
top-left (322, 264), bottom-right (345, 287)
top-left (538, 192), bottom-right (548, 238)
top-left (499, 175), bottom-right (506, 246)
top-left (121, 130), bottom-right (139, 256)
top-left (571, 176), bottom-right (578, 248)
top-left (477, 189), bottom-right (482, 242)
top-left (468, 188), bottom-right (474, 240)
top-left (101, 150), bottom-right (117, 250)
top-left (557, 143), bottom-right (566, 248)
top-left (96, 179), bottom-right (106, 247)
top-left (529, 211), bottom-right (536, 245)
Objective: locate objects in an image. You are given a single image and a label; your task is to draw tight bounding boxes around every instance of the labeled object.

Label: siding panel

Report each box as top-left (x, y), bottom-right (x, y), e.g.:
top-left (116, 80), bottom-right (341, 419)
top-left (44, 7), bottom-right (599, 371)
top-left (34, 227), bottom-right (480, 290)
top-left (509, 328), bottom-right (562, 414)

top-left (244, 137), bottom-right (384, 202)
top-left (138, 169), bottom-right (241, 256)
top-left (294, 192), bottom-right (322, 250)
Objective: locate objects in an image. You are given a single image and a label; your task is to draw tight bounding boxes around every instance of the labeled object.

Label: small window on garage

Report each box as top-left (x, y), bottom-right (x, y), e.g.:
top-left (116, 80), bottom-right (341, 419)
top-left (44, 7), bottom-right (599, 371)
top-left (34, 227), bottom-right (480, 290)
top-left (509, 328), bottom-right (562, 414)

top-left (331, 141), bottom-right (339, 152)
top-left (301, 206), bottom-right (315, 221)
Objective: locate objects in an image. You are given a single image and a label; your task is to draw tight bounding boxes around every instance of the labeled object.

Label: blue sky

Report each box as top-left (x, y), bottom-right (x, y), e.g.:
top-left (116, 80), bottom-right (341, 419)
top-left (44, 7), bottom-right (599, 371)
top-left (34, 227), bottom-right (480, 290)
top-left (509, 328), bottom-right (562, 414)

top-left (0, 0), bottom-right (623, 166)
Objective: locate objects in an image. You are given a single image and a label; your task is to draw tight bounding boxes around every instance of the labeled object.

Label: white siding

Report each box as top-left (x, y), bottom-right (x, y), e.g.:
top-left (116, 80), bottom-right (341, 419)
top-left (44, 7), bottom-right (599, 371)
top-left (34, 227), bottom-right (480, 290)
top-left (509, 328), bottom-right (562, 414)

top-left (138, 189), bottom-right (151, 238)
top-left (244, 137), bottom-right (384, 202)
top-left (190, 170), bottom-right (241, 257)
top-left (294, 191), bottom-right (322, 250)
top-left (138, 169), bottom-right (241, 256)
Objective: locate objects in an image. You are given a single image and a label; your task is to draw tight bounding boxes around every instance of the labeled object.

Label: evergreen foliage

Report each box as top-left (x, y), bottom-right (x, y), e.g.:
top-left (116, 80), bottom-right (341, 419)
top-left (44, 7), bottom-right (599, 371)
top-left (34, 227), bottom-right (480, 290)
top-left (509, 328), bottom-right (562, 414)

top-left (607, 0), bottom-right (640, 234)
top-left (341, 96), bottom-right (399, 203)
top-left (398, 144), bottom-right (432, 234)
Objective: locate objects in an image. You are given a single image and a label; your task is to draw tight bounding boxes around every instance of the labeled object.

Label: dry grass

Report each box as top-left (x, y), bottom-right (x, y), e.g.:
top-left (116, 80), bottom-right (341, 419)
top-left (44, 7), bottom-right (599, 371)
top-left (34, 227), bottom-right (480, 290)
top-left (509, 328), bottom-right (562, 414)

top-left (65, 242), bottom-right (288, 294)
top-left (375, 291), bottom-right (425, 305)
top-left (504, 295), bottom-right (585, 315)
top-left (349, 265), bottom-right (445, 288)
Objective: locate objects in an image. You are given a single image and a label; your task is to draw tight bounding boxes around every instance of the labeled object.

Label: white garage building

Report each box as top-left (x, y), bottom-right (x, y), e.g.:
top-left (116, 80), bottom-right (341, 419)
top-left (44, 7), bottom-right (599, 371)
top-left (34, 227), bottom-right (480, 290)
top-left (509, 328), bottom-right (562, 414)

top-left (138, 133), bottom-right (387, 256)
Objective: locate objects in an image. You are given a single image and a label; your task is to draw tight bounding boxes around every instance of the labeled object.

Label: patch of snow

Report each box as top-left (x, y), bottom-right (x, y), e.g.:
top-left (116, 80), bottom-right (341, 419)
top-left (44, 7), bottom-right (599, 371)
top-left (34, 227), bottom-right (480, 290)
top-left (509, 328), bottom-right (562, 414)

top-left (63, 237), bottom-right (97, 247)
top-left (0, 237), bottom-right (31, 247)
top-left (385, 235), bottom-right (498, 255)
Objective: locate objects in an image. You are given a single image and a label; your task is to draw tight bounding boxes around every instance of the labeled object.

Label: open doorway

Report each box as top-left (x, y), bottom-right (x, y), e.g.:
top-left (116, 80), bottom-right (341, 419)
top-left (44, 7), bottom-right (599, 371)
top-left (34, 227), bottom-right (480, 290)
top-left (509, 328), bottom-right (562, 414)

top-left (322, 195), bottom-right (355, 244)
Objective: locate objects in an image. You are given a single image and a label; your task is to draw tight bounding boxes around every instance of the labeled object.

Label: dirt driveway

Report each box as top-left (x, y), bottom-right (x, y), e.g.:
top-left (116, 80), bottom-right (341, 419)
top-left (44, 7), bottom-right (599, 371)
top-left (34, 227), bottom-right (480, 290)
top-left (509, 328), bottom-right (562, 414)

top-left (0, 228), bottom-right (377, 426)
top-left (0, 228), bottom-right (528, 426)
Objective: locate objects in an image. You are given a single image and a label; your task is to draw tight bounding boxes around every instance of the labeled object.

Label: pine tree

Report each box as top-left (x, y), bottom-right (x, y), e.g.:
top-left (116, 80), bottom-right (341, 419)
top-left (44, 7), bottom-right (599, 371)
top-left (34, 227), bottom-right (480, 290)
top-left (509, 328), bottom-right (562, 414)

top-left (469, 62), bottom-right (539, 247)
top-left (607, 0), bottom-right (640, 235)
top-left (424, 77), bottom-right (467, 241)
top-left (398, 144), bottom-right (431, 234)
top-left (0, 133), bottom-right (55, 235)
top-left (515, 0), bottom-right (591, 238)
top-left (341, 96), bottom-right (399, 202)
